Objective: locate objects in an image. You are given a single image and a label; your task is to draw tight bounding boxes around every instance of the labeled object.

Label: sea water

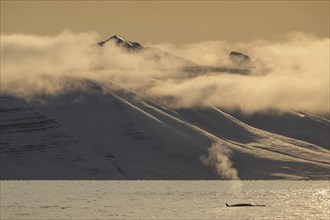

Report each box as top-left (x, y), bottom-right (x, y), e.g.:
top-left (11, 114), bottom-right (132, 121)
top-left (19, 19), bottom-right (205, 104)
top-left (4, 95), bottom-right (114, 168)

top-left (1, 181), bottom-right (329, 219)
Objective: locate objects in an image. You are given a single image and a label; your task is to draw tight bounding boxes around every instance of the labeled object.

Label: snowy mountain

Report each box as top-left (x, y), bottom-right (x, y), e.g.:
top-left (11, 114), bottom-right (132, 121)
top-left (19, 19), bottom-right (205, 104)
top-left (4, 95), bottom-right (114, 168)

top-left (1, 36), bottom-right (329, 180)
top-left (229, 51), bottom-right (251, 63)
top-left (97, 35), bottom-right (143, 50)
top-left (96, 35), bottom-right (196, 67)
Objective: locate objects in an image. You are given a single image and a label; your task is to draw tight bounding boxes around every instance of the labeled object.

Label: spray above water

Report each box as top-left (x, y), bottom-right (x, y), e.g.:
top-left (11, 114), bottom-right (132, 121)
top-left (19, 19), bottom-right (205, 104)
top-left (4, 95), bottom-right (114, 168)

top-left (200, 142), bottom-right (239, 180)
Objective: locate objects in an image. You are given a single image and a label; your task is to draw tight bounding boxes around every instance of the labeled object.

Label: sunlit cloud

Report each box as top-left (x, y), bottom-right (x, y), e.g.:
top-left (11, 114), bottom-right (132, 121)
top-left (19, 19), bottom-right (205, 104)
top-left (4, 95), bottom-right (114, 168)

top-left (1, 30), bottom-right (329, 114)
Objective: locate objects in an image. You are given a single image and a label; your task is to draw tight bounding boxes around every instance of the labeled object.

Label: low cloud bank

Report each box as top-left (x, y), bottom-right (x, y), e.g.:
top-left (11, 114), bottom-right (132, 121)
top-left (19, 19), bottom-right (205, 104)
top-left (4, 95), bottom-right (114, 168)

top-left (1, 30), bottom-right (329, 114)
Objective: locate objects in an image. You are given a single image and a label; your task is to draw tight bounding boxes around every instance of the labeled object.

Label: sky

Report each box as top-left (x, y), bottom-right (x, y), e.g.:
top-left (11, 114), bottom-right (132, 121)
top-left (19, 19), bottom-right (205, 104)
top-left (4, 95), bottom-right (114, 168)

top-left (1, 1), bottom-right (329, 44)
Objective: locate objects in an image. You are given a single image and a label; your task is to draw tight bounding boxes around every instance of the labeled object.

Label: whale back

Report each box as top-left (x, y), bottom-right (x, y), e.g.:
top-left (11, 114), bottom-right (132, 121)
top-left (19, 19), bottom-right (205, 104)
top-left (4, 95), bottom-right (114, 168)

top-left (226, 203), bottom-right (255, 207)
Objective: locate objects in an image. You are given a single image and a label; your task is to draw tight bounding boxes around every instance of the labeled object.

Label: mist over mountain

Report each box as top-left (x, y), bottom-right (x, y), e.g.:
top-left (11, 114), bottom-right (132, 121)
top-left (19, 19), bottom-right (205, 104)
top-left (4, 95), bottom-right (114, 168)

top-left (1, 32), bottom-right (329, 180)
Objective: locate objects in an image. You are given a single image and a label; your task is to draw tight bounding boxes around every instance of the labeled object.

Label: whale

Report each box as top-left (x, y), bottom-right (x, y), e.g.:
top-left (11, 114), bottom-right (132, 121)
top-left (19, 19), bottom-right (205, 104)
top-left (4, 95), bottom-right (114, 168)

top-left (225, 203), bottom-right (266, 207)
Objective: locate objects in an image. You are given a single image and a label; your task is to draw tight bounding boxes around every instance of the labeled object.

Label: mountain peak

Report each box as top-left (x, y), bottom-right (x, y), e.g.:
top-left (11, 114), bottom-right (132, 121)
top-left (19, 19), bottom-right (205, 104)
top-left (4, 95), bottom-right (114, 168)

top-left (229, 51), bottom-right (252, 67)
top-left (109, 35), bottom-right (129, 44)
top-left (97, 35), bottom-right (143, 50)
top-left (229, 51), bottom-right (251, 61)
top-left (110, 35), bottom-right (126, 41)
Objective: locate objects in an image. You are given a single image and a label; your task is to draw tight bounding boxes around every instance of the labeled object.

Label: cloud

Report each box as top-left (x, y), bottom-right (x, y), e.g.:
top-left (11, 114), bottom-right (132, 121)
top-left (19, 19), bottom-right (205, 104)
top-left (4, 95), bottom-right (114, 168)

top-left (200, 142), bottom-right (239, 180)
top-left (1, 30), bottom-right (329, 114)
top-left (0, 30), bottom-right (100, 99)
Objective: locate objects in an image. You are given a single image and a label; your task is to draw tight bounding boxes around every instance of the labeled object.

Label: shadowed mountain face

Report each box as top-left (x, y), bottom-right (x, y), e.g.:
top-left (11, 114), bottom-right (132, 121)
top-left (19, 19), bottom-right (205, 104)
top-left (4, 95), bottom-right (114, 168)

top-left (0, 96), bottom-right (125, 180)
top-left (1, 35), bottom-right (329, 180)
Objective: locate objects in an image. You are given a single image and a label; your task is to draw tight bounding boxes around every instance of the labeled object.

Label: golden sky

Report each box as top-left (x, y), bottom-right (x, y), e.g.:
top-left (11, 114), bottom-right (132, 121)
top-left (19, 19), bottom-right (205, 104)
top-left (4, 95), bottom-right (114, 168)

top-left (1, 1), bottom-right (329, 44)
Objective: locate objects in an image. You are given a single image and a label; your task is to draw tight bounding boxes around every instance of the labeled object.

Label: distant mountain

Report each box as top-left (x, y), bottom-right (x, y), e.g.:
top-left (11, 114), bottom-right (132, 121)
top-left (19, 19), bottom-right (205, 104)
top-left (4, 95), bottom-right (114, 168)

top-left (96, 35), bottom-right (252, 74)
top-left (229, 51), bottom-right (251, 62)
top-left (97, 35), bottom-right (195, 67)
top-left (181, 51), bottom-right (252, 76)
top-left (97, 35), bottom-right (143, 50)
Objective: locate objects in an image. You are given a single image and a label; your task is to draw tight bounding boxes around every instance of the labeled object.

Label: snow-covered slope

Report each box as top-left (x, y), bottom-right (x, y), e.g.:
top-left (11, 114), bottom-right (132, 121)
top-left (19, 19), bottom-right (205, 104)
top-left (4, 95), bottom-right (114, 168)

top-left (0, 96), bottom-right (125, 179)
top-left (1, 79), bottom-right (328, 180)
top-left (232, 111), bottom-right (330, 150)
